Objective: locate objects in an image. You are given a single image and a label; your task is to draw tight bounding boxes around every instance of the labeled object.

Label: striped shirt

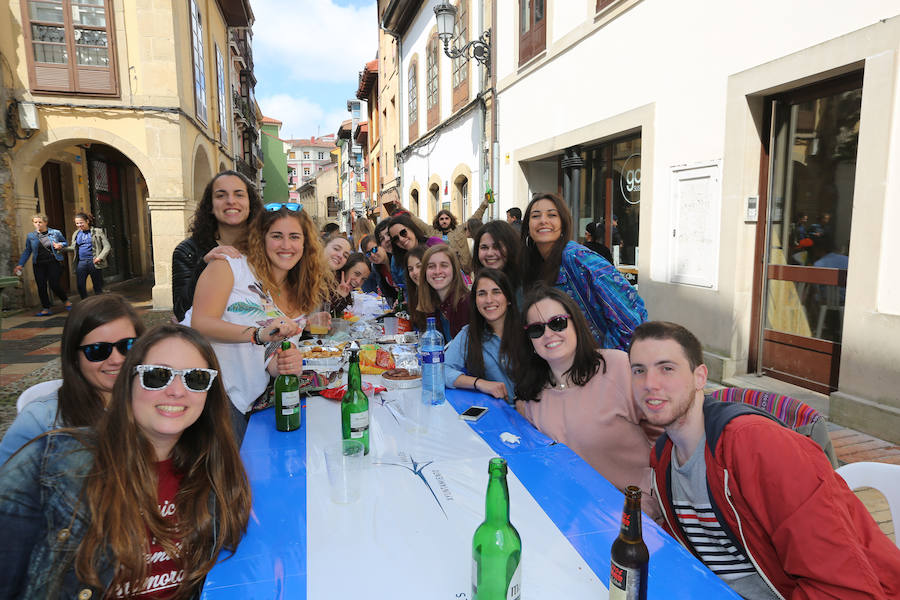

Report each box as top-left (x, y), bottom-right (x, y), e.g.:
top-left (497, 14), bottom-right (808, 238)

top-left (670, 436), bottom-right (779, 600)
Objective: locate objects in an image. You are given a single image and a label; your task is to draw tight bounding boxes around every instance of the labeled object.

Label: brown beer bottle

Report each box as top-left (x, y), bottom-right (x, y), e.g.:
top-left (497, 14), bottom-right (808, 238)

top-left (609, 486), bottom-right (649, 600)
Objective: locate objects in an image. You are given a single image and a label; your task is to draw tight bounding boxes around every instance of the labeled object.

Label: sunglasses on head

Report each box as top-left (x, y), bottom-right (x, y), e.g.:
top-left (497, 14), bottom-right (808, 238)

top-left (390, 228), bottom-right (410, 245)
top-left (524, 314), bottom-right (571, 339)
top-left (364, 245), bottom-right (379, 257)
top-left (133, 364), bottom-right (218, 393)
top-left (79, 337), bottom-right (136, 362)
top-left (264, 202), bottom-right (302, 212)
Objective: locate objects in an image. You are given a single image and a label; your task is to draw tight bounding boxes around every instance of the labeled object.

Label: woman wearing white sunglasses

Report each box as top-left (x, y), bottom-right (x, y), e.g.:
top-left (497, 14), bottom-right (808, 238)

top-left (0, 323), bottom-right (252, 599)
top-left (0, 294), bottom-right (145, 465)
top-left (188, 204), bottom-right (332, 441)
top-left (514, 286), bottom-right (661, 519)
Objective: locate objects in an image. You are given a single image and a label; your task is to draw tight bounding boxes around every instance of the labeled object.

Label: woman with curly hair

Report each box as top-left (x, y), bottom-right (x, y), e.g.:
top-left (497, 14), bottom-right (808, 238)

top-left (0, 323), bottom-right (252, 599)
top-left (520, 193), bottom-right (646, 351)
top-left (513, 286), bottom-right (659, 517)
top-left (172, 171), bottom-right (263, 322)
top-left (188, 205), bottom-right (332, 440)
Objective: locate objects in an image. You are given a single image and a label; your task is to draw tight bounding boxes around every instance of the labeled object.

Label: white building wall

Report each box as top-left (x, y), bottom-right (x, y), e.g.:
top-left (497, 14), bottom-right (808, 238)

top-left (493, 0), bottom-right (900, 439)
top-left (398, 0), bottom-right (489, 221)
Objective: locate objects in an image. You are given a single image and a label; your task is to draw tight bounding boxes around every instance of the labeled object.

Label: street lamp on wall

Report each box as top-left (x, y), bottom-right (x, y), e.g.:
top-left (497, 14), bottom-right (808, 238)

top-left (433, 2), bottom-right (491, 72)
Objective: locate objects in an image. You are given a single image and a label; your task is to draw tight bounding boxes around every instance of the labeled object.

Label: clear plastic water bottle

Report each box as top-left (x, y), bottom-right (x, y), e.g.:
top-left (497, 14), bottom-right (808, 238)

top-left (421, 316), bottom-right (446, 405)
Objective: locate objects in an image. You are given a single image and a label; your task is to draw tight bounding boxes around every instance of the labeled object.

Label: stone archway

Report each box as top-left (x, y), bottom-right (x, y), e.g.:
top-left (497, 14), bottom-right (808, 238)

top-left (10, 131), bottom-right (158, 305)
top-left (192, 144), bottom-right (213, 208)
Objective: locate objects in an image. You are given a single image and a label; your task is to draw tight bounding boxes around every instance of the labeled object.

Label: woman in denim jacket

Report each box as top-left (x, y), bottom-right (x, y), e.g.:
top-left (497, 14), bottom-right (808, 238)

top-left (13, 213), bottom-right (71, 316)
top-left (0, 324), bottom-right (252, 599)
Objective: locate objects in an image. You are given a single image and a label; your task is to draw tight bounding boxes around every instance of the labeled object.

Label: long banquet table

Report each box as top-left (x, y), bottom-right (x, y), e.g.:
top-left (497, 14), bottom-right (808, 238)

top-left (201, 384), bottom-right (739, 599)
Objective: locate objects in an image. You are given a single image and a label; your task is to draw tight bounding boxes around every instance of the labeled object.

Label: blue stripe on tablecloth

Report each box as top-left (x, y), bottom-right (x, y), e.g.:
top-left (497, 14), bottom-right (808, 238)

top-left (448, 389), bottom-right (741, 600)
top-left (201, 404), bottom-right (308, 599)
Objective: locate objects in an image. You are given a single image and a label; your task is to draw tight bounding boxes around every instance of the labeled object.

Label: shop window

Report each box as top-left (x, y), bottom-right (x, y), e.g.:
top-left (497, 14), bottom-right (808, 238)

top-left (451, 0), bottom-right (469, 110)
top-left (519, 0), bottom-right (545, 65)
top-left (576, 135), bottom-right (641, 269)
top-left (426, 33), bottom-right (440, 130)
top-left (408, 58), bottom-right (419, 141)
top-left (189, 0), bottom-right (207, 123)
top-left (22, 0), bottom-right (118, 94)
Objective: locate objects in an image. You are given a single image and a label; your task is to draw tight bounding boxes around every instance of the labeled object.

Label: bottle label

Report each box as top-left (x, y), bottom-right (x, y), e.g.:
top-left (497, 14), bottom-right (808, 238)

top-left (349, 410), bottom-right (369, 438)
top-left (507, 562), bottom-right (521, 600)
top-left (609, 559), bottom-right (642, 600)
top-left (472, 556), bottom-right (520, 599)
top-left (281, 390), bottom-right (300, 411)
top-left (421, 350), bottom-right (444, 364)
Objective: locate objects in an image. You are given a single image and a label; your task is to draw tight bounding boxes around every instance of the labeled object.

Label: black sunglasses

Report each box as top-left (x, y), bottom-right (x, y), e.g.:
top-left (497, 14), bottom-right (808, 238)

top-left (133, 364), bottom-right (218, 392)
top-left (390, 228), bottom-right (410, 245)
top-left (364, 245), bottom-right (379, 257)
top-left (524, 314), bottom-right (571, 339)
top-left (78, 337), bottom-right (137, 362)
top-left (264, 202), bottom-right (302, 212)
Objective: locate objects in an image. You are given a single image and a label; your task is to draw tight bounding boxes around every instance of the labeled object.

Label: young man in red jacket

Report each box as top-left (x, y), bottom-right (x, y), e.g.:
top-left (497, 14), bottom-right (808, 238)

top-left (628, 320), bottom-right (900, 600)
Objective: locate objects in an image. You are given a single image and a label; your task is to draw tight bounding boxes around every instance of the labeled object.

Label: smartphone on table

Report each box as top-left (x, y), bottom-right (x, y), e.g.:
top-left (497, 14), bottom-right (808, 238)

top-left (460, 406), bottom-right (488, 422)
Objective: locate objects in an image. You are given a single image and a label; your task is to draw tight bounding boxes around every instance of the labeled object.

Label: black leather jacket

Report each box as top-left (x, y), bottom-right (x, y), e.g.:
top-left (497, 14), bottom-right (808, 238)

top-left (172, 237), bottom-right (215, 322)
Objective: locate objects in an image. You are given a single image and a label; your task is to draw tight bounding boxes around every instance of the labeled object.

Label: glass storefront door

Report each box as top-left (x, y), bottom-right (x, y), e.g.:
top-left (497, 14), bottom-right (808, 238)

top-left (754, 74), bottom-right (861, 392)
top-left (577, 135), bottom-right (641, 277)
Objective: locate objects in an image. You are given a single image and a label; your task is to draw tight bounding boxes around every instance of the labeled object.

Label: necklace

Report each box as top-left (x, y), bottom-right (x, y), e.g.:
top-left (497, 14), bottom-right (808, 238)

top-left (552, 376), bottom-right (568, 390)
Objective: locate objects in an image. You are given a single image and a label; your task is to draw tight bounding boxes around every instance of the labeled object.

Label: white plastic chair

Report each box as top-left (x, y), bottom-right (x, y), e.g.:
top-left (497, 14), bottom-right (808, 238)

top-left (16, 379), bottom-right (63, 413)
top-left (836, 461), bottom-right (900, 548)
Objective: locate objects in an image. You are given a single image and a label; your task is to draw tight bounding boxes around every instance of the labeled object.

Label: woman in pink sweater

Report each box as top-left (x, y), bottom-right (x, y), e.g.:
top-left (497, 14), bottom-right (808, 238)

top-left (514, 286), bottom-right (660, 519)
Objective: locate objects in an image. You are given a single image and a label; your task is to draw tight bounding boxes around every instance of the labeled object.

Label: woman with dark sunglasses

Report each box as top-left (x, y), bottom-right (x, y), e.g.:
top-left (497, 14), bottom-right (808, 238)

top-left (513, 286), bottom-right (661, 518)
top-left (172, 171), bottom-right (264, 322)
top-left (521, 193), bottom-right (646, 351)
top-left (387, 214), bottom-right (442, 292)
top-left (0, 323), bottom-right (252, 599)
top-left (0, 294), bottom-right (145, 464)
top-left (444, 270), bottom-right (521, 404)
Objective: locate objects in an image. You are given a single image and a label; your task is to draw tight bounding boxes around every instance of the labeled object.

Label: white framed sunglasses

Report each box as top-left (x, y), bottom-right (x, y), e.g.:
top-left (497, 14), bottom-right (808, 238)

top-left (133, 364), bottom-right (218, 393)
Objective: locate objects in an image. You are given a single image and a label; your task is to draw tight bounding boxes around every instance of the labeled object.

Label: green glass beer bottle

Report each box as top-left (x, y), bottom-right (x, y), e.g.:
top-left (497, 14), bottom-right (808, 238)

top-left (274, 340), bottom-right (301, 431)
top-left (609, 485), bottom-right (649, 600)
top-left (472, 457), bottom-right (521, 600)
top-left (341, 347), bottom-right (369, 454)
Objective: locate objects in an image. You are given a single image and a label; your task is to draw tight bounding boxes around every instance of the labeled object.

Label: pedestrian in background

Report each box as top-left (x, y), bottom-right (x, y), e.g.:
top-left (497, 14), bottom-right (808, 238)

top-left (506, 207), bottom-right (522, 232)
top-left (584, 221), bottom-right (614, 264)
top-left (521, 193), bottom-right (647, 351)
top-left (172, 170), bottom-right (263, 322)
top-left (13, 213), bottom-right (71, 316)
top-left (68, 212), bottom-right (111, 299)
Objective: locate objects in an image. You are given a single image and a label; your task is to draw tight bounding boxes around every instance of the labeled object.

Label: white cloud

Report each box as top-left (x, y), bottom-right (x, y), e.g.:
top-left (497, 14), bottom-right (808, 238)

top-left (257, 93), bottom-right (349, 140)
top-left (252, 0), bottom-right (378, 84)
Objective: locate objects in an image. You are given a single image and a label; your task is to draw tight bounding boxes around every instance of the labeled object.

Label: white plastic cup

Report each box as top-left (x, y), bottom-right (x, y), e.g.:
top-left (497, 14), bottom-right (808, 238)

top-left (401, 388), bottom-right (430, 434)
top-left (384, 316), bottom-right (399, 336)
top-left (324, 439), bottom-right (364, 504)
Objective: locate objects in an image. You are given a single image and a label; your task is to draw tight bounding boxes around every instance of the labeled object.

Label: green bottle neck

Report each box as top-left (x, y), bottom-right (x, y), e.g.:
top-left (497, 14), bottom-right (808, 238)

top-left (484, 471), bottom-right (511, 524)
top-left (347, 356), bottom-right (362, 390)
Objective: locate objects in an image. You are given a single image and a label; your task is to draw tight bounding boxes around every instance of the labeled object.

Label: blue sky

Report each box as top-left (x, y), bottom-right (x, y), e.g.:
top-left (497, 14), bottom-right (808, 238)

top-left (252, 0), bottom-right (378, 140)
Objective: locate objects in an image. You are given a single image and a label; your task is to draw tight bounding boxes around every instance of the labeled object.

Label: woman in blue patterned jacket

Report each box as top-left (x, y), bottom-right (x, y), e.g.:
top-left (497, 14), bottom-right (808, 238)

top-left (520, 193), bottom-right (647, 351)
